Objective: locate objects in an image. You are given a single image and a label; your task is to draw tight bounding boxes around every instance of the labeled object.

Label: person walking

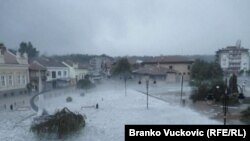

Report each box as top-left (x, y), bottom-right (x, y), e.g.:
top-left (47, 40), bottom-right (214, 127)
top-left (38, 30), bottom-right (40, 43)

top-left (10, 104), bottom-right (13, 111)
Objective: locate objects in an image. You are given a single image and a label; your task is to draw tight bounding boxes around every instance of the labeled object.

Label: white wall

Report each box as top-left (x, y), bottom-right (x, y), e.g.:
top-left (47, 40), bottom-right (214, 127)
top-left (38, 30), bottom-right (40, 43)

top-left (220, 53), bottom-right (229, 69)
top-left (46, 67), bottom-right (69, 81)
top-left (240, 53), bottom-right (250, 71)
top-left (0, 65), bottom-right (29, 91)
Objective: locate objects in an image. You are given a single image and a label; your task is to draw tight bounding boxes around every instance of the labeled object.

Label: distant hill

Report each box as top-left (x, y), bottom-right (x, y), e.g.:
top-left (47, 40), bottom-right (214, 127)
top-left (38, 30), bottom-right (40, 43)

top-left (186, 55), bottom-right (215, 62)
top-left (51, 54), bottom-right (113, 64)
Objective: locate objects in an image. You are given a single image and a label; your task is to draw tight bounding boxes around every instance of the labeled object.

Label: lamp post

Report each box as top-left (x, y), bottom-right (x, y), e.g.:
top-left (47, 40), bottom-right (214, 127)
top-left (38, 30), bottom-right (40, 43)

top-left (223, 88), bottom-right (228, 125)
top-left (124, 77), bottom-right (127, 96)
top-left (207, 82), bottom-right (245, 125)
top-left (122, 72), bottom-right (130, 96)
top-left (138, 76), bottom-right (156, 109)
top-left (146, 79), bottom-right (149, 109)
top-left (180, 75), bottom-right (184, 104)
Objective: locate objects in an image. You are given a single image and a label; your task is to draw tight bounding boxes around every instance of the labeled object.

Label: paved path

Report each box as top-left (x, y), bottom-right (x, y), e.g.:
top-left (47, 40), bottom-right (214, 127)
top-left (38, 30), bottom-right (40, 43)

top-left (30, 87), bottom-right (76, 112)
top-left (29, 92), bottom-right (45, 112)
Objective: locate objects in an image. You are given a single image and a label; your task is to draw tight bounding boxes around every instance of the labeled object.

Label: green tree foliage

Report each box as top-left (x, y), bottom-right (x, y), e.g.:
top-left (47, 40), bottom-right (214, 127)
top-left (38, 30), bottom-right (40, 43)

top-left (0, 43), bottom-right (5, 48)
top-left (229, 73), bottom-right (238, 94)
top-left (190, 59), bottom-right (224, 102)
top-left (241, 106), bottom-right (250, 124)
top-left (112, 58), bottom-right (131, 76)
top-left (191, 59), bottom-right (223, 83)
top-left (18, 42), bottom-right (39, 58)
top-left (0, 43), bottom-right (6, 53)
top-left (76, 78), bottom-right (95, 90)
top-left (30, 107), bottom-right (85, 138)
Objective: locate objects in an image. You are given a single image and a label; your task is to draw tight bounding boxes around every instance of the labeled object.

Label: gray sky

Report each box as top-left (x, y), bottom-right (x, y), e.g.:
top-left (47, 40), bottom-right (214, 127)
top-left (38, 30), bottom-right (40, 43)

top-left (1, 0), bottom-right (250, 57)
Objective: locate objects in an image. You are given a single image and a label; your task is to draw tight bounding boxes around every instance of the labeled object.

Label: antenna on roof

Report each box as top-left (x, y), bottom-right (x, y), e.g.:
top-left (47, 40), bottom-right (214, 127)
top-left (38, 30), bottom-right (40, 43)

top-left (236, 40), bottom-right (241, 48)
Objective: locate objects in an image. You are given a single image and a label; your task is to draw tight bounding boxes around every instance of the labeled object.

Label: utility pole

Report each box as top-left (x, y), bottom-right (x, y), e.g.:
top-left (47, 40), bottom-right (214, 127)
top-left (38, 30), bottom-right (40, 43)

top-left (180, 75), bottom-right (184, 104)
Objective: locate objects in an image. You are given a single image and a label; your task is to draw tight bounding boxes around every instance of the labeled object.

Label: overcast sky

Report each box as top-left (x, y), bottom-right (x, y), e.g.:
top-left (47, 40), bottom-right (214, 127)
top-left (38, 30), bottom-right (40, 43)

top-left (0, 0), bottom-right (250, 57)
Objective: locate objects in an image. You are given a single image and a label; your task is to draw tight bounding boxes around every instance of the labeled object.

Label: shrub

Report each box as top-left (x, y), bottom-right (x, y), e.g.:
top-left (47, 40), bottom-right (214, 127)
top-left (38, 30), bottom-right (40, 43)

top-left (190, 83), bottom-right (209, 102)
top-left (80, 92), bottom-right (85, 97)
top-left (76, 78), bottom-right (95, 90)
top-left (66, 97), bottom-right (72, 102)
top-left (30, 107), bottom-right (85, 138)
top-left (241, 106), bottom-right (250, 124)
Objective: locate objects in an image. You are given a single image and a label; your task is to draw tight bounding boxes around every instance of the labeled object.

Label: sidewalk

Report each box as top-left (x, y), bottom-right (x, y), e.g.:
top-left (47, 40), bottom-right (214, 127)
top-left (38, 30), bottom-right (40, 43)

top-left (189, 101), bottom-right (249, 125)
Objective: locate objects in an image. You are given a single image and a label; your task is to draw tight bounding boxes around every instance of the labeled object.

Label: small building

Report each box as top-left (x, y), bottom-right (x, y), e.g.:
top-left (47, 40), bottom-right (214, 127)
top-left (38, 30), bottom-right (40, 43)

top-left (142, 56), bottom-right (194, 81)
top-left (62, 61), bottom-right (89, 84)
top-left (0, 46), bottom-right (29, 97)
top-left (133, 66), bottom-right (178, 82)
top-left (29, 61), bottom-right (46, 92)
top-left (32, 58), bottom-right (70, 89)
top-left (216, 41), bottom-right (249, 74)
top-left (89, 56), bottom-right (114, 79)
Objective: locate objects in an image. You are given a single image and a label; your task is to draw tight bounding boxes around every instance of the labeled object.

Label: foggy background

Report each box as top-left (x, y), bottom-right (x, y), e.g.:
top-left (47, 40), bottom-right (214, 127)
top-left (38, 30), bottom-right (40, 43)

top-left (0, 0), bottom-right (250, 56)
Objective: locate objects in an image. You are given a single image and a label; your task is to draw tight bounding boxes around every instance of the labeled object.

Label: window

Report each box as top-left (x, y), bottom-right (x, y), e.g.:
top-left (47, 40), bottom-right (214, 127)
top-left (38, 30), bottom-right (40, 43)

top-left (22, 75), bottom-right (26, 84)
top-left (64, 71), bottom-right (67, 76)
top-left (52, 71), bottom-right (56, 78)
top-left (8, 75), bottom-right (13, 86)
top-left (187, 65), bottom-right (191, 70)
top-left (1, 75), bottom-right (6, 86)
top-left (169, 65), bottom-right (173, 70)
top-left (58, 71), bottom-right (61, 76)
top-left (17, 75), bottom-right (21, 85)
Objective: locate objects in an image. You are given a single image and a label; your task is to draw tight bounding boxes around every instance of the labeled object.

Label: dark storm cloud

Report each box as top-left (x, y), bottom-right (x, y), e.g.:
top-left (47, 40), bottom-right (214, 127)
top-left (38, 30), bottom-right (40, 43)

top-left (1, 0), bottom-right (250, 56)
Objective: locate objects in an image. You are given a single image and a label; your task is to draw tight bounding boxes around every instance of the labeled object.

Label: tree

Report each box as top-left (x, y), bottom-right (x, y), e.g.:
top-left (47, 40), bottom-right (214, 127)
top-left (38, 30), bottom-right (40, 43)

top-left (190, 59), bottom-right (224, 102)
top-left (76, 78), bottom-right (95, 90)
top-left (18, 41), bottom-right (39, 58)
top-left (241, 106), bottom-right (250, 124)
top-left (112, 58), bottom-right (131, 76)
top-left (0, 43), bottom-right (6, 53)
top-left (191, 59), bottom-right (223, 83)
top-left (30, 107), bottom-right (85, 138)
top-left (229, 73), bottom-right (238, 94)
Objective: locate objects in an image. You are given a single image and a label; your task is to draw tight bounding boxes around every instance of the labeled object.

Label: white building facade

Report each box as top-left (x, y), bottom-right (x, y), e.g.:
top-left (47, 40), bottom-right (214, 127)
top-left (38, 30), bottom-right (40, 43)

top-left (216, 44), bottom-right (250, 74)
top-left (62, 61), bottom-right (89, 84)
top-left (33, 58), bottom-right (70, 89)
top-left (0, 47), bottom-right (29, 97)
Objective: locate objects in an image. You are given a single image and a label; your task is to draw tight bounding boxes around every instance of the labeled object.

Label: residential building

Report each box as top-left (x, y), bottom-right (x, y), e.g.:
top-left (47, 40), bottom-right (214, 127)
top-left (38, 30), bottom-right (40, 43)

top-left (216, 41), bottom-right (249, 74)
top-left (0, 47), bottom-right (29, 97)
top-left (29, 61), bottom-right (46, 92)
top-left (133, 66), bottom-right (177, 82)
top-left (89, 57), bottom-right (102, 74)
top-left (62, 61), bottom-right (89, 84)
top-left (141, 56), bottom-right (194, 82)
top-left (32, 58), bottom-right (70, 89)
top-left (89, 56), bottom-right (113, 79)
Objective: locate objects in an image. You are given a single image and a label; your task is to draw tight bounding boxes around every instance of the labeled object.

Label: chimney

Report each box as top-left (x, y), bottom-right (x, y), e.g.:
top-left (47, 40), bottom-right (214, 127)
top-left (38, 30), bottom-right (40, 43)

top-left (0, 47), bottom-right (5, 63)
top-left (23, 52), bottom-right (28, 58)
top-left (16, 52), bottom-right (28, 64)
top-left (73, 63), bottom-right (78, 68)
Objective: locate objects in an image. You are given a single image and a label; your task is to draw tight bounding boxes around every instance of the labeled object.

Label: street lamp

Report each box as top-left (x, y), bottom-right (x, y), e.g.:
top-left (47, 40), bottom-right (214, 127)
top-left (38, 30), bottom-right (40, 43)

top-left (223, 86), bottom-right (245, 125)
top-left (180, 75), bottom-right (184, 104)
top-left (122, 72), bottom-right (130, 96)
top-left (124, 77), bottom-right (127, 96)
top-left (223, 88), bottom-right (228, 125)
top-left (138, 76), bottom-right (156, 109)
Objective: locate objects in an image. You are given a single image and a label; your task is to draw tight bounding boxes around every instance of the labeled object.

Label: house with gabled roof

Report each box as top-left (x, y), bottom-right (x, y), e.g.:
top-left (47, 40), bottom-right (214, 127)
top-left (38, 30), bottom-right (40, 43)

top-left (62, 61), bottom-right (89, 84)
top-left (139, 56), bottom-right (194, 82)
top-left (0, 46), bottom-right (29, 97)
top-left (29, 61), bottom-right (46, 92)
top-left (31, 57), bottom-right (70, 89)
